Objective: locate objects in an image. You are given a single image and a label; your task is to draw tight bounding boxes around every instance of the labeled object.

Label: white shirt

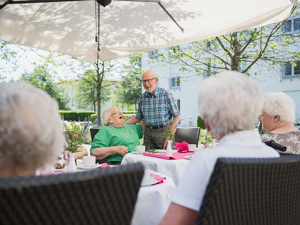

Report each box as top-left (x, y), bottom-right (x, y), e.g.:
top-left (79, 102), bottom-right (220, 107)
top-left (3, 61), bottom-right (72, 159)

top-left (171, 130), bottom-right (280, 211)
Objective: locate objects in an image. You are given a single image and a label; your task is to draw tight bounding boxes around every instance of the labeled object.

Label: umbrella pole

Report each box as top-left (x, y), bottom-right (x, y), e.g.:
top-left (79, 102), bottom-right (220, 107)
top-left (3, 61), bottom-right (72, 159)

top-left (157, 2), bottom-right (184, 33)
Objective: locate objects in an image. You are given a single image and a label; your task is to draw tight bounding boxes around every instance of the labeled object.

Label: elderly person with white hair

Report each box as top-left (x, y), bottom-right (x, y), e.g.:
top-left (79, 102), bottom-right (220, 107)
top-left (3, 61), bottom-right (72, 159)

top-left (159, 71), bottom-right (279, 225)
top-left (90, 107), bottom-right (143, 164)
top-left (260, 92), bottom-right (300, 154)
top-left (0, 81), bottom-right (65, 177)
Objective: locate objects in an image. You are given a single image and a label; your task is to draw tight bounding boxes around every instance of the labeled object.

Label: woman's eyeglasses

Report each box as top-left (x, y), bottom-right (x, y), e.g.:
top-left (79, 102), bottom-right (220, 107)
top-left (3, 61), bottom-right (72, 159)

top-left (110, 111), bottom-right (121, 117)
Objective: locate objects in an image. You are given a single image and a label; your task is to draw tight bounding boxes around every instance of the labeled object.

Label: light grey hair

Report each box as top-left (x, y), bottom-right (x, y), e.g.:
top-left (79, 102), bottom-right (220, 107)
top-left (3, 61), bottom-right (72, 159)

top-left (102, 108), bottom-right (114, 126)
top-left (198, 71), bottom-right (263, 140)
top-left (0, 81), bottom-right (65, 172)
top-left (262, 92), bottom-right (295, 123)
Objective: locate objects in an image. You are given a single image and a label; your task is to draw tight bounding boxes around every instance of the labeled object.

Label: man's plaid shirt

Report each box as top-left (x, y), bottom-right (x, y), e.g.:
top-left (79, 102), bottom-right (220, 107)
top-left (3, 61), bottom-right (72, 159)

top-left (136, 87), bottom-right (180, 126)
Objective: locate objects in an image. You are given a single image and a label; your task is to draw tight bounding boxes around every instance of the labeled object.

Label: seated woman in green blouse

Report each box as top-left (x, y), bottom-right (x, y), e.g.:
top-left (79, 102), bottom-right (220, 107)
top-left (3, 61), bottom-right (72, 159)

top-left (90, 107), bottom-right (143, 164)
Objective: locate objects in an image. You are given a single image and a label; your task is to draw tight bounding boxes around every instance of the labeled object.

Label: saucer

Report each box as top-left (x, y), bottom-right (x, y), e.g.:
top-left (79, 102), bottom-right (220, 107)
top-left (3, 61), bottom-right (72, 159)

top-left (185, 155), bottom-right (194, 160)
top-left (77, 164), bottom-right (99, 170)
top-left (141, 170), bottom-right (158, 186)
top-left (132, 151), bottom-right (144, 154)
top-left (54, 168), bottom-right (64, 173)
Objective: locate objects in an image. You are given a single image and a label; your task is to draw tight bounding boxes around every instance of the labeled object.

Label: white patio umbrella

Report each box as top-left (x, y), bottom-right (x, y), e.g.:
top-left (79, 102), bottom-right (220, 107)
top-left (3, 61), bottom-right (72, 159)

top-left (0, 0), bottom-right (295, 63)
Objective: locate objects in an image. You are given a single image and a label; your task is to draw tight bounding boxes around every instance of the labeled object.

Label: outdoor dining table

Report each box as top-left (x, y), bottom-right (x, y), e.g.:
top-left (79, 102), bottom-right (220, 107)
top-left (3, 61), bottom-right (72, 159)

top-left (121, 150), bottom-right (194, 186)
top-left (131, 172), bottom-right (176, 225)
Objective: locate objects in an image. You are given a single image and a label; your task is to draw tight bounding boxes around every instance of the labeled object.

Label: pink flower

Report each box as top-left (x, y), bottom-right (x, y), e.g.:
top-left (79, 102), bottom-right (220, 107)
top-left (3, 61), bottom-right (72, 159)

top-left (173, 141), bottom-right (189, 153)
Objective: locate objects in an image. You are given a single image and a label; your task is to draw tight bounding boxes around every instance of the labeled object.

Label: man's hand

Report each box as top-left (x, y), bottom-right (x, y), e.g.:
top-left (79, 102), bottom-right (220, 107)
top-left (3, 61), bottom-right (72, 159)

top-left (163, 138), bottom-right (169, 149)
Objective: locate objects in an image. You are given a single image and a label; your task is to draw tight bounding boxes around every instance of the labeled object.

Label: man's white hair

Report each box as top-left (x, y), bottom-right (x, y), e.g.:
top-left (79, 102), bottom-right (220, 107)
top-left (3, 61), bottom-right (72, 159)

top-left (262, 92), bottom-right (295, 123)
top-left (198, 70), bottom-right (263, 140)
top-left (0, 81), bottom-right (64, 171)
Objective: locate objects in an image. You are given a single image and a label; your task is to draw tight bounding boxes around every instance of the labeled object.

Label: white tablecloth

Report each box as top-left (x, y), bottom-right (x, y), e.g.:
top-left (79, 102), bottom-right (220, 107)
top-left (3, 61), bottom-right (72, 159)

top-left (121, 153), bottom-right (191, 185)
top-left (132, 173), bottom-right (176, 225)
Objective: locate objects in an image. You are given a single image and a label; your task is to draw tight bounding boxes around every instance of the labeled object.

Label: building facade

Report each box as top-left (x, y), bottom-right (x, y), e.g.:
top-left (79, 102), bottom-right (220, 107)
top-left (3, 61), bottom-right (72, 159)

top-left (142, 31), bottom-right (300, 127)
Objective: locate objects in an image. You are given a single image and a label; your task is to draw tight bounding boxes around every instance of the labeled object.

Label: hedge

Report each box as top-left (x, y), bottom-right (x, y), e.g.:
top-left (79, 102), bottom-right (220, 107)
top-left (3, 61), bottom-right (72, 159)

top-left (60, 110), bottom-right (95, 121)
top-left (88, 112), bottom-right (136, 123)
top-left (122, 111), bottom-right (137, 114)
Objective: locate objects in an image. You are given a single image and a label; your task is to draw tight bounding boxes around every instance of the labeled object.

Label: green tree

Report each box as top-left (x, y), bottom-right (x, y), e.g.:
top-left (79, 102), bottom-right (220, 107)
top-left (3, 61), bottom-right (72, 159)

top-left (70, 57), bottom-right (119, 126)
top-left (152, 7), bottom-right (299, 77)
top-left (115, 54), bottom-right (143, 110)
top-left (74, 69), bottom-right (112, 111)
top-left (20, 64), bottom-right (69, 109)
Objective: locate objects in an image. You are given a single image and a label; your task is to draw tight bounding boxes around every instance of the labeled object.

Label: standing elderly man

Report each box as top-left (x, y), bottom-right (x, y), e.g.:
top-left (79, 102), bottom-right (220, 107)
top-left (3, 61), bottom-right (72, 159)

top-left (126, 70), bottom-right (180, 149)
top-left (159, 71), bottom-right (280, 225)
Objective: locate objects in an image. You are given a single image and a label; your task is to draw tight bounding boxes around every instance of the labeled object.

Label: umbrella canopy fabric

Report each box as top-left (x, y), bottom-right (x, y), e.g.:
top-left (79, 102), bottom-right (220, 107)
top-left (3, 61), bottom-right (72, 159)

top-left (0, 0), bottom-right (294, 63)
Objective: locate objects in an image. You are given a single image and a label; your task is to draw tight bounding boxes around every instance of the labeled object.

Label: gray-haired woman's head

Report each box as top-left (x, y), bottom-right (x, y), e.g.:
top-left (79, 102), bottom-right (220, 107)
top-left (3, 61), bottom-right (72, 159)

top-left (198, 70), bottom-right (263, 140)
top-left (0, 81), bottom-right (65, 175)
top-left (262, 92), bottom-right (295, 123)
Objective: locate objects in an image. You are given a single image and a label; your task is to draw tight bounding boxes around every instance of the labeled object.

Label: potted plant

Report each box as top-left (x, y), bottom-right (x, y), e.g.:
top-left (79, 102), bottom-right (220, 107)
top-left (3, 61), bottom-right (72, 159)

top-left (65, 121), bottom-right (89, 172)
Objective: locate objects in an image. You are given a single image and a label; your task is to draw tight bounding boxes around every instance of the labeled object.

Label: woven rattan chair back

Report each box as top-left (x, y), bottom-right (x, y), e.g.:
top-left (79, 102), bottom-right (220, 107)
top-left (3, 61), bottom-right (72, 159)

top-left (90, 128), bottom-right (100, 141)
top-left (0, 163), bottom-right (144, 225)
top-left (197, 155), bottom-right (300, 225)
top-left (174, 127), bottom-right (201, 147)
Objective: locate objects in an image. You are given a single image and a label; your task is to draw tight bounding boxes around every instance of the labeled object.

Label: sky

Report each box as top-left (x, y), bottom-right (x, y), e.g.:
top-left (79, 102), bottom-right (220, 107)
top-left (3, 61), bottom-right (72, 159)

top-left (0, 43), bottom-right (68, 82)
top-left (0, 42), bottom-right (125, 82)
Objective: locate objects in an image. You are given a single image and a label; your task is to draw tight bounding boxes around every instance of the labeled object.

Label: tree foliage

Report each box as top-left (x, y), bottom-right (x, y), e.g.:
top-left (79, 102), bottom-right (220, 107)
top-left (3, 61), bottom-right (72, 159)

top-left (152, 7), bottom-right (299, 77)
top-left (20, 64), bottom-right (69, 109)
top-left (74, 69), bottom-right (112, 111)
top-left (115, 54), bottom-right (143, 110)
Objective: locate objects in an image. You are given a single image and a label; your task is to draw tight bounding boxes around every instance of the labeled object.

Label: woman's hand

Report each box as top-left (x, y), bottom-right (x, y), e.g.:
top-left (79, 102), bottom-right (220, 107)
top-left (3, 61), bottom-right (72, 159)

top-left (116, 146), bottom-right (128, 156)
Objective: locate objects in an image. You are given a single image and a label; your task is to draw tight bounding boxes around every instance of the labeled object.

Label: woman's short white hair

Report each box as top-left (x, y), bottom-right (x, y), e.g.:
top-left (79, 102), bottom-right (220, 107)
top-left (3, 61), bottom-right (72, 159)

top-left (262, 92), bottom-right (295, 122)
top-left (102, 108), bottom-right (114, 126)
top-left (198, 71), bottom-right (262, 140)
top-left (0, 81), bottom-right (64, 171)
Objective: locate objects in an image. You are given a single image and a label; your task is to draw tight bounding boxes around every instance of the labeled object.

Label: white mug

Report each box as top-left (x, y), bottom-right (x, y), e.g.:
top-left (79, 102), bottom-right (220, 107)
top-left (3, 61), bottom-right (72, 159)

top-left (135, 145), bottom-right (146, 153)
top-left (83, 156), bottom-right (96, 167)
top-left (188, 144), bottom-right (196, 151)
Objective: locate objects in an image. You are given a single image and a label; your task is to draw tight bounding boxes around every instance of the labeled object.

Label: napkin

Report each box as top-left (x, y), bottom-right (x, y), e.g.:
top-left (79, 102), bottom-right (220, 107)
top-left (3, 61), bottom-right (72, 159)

top-left (143, 152), bottom-right (194, 160)
top-left (100, 163), bottom-right (110, 168)
top-left (150, 173), bottom-right (166, 185)
top-left (173, 141), bottom-right (189, 153)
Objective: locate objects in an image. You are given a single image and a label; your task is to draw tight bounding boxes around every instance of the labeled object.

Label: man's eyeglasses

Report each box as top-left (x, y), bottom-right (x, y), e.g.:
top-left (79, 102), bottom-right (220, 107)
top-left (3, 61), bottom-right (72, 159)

top-left (142, 77), bottom-right (156, 84)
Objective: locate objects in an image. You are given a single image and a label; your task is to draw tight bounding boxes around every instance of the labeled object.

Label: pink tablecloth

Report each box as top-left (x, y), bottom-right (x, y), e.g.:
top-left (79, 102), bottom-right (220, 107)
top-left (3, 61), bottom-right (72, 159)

top-left (143, 152), bottom-right (194, 160)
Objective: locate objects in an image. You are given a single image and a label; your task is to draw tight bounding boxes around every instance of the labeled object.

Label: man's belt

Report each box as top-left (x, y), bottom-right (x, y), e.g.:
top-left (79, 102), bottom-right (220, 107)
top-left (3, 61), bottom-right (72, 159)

top-left (147, 125), bottom-right (164, 129)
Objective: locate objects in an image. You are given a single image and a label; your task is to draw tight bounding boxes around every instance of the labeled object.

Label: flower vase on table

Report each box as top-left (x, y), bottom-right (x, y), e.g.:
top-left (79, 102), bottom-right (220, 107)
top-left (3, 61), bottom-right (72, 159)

top-left (166, 140), bottom-right (173, 157)
top-left (64, 121), bottom-right (90, 173)
top-left (67, 152), bottom-right (77, 173)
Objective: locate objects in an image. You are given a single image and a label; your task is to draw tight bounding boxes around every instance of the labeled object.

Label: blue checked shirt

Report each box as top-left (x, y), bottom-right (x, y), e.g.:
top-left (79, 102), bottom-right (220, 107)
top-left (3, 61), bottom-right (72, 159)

top-left (136, 87), bottom-right (180, 126)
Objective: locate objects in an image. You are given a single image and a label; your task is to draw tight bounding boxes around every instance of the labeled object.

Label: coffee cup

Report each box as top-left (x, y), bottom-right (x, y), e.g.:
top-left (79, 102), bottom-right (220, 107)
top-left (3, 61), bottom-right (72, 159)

top-left (83, 156), bottom-right (96, 167)
top-left (135, 145), bottom-right (145, 153)
top-left (188, 144), bottom-right (196, 151)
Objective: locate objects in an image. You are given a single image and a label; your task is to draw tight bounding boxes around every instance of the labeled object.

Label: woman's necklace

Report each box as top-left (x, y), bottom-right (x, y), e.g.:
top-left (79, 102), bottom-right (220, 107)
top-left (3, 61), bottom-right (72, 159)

top-left (110, 126), bottom-right (131, 137)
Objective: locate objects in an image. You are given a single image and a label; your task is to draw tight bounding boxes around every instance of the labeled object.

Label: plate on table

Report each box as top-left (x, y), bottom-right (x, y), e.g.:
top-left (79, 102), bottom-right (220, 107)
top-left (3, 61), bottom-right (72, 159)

top-left (156, 149), bottom-right (177, 153)
top-left (54, 168), bottom-right (64, 173)
top-left (141, 169), bottom-right (158, 186)
top-left (141, 176), bottom-right (158, 186)
top-left (77, 164), bottom-right (100, 170)
top-left (131, 151), bottom-right (144, 155)
top-left (53, 163), bottom-right (65, 173)
top-left (185, 155), bottom-right (194, 160)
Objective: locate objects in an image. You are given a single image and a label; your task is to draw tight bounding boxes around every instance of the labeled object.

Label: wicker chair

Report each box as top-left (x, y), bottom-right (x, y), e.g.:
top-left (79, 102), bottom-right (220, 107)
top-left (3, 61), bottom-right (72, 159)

top-left (90, 128), bottom-right (100, 141)
top-left (0, 163), bottom-right (144, 225)
top-left (174, 127), bottom-right (201, 147)
top-left (196, 155), bottom-right (300, 225)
